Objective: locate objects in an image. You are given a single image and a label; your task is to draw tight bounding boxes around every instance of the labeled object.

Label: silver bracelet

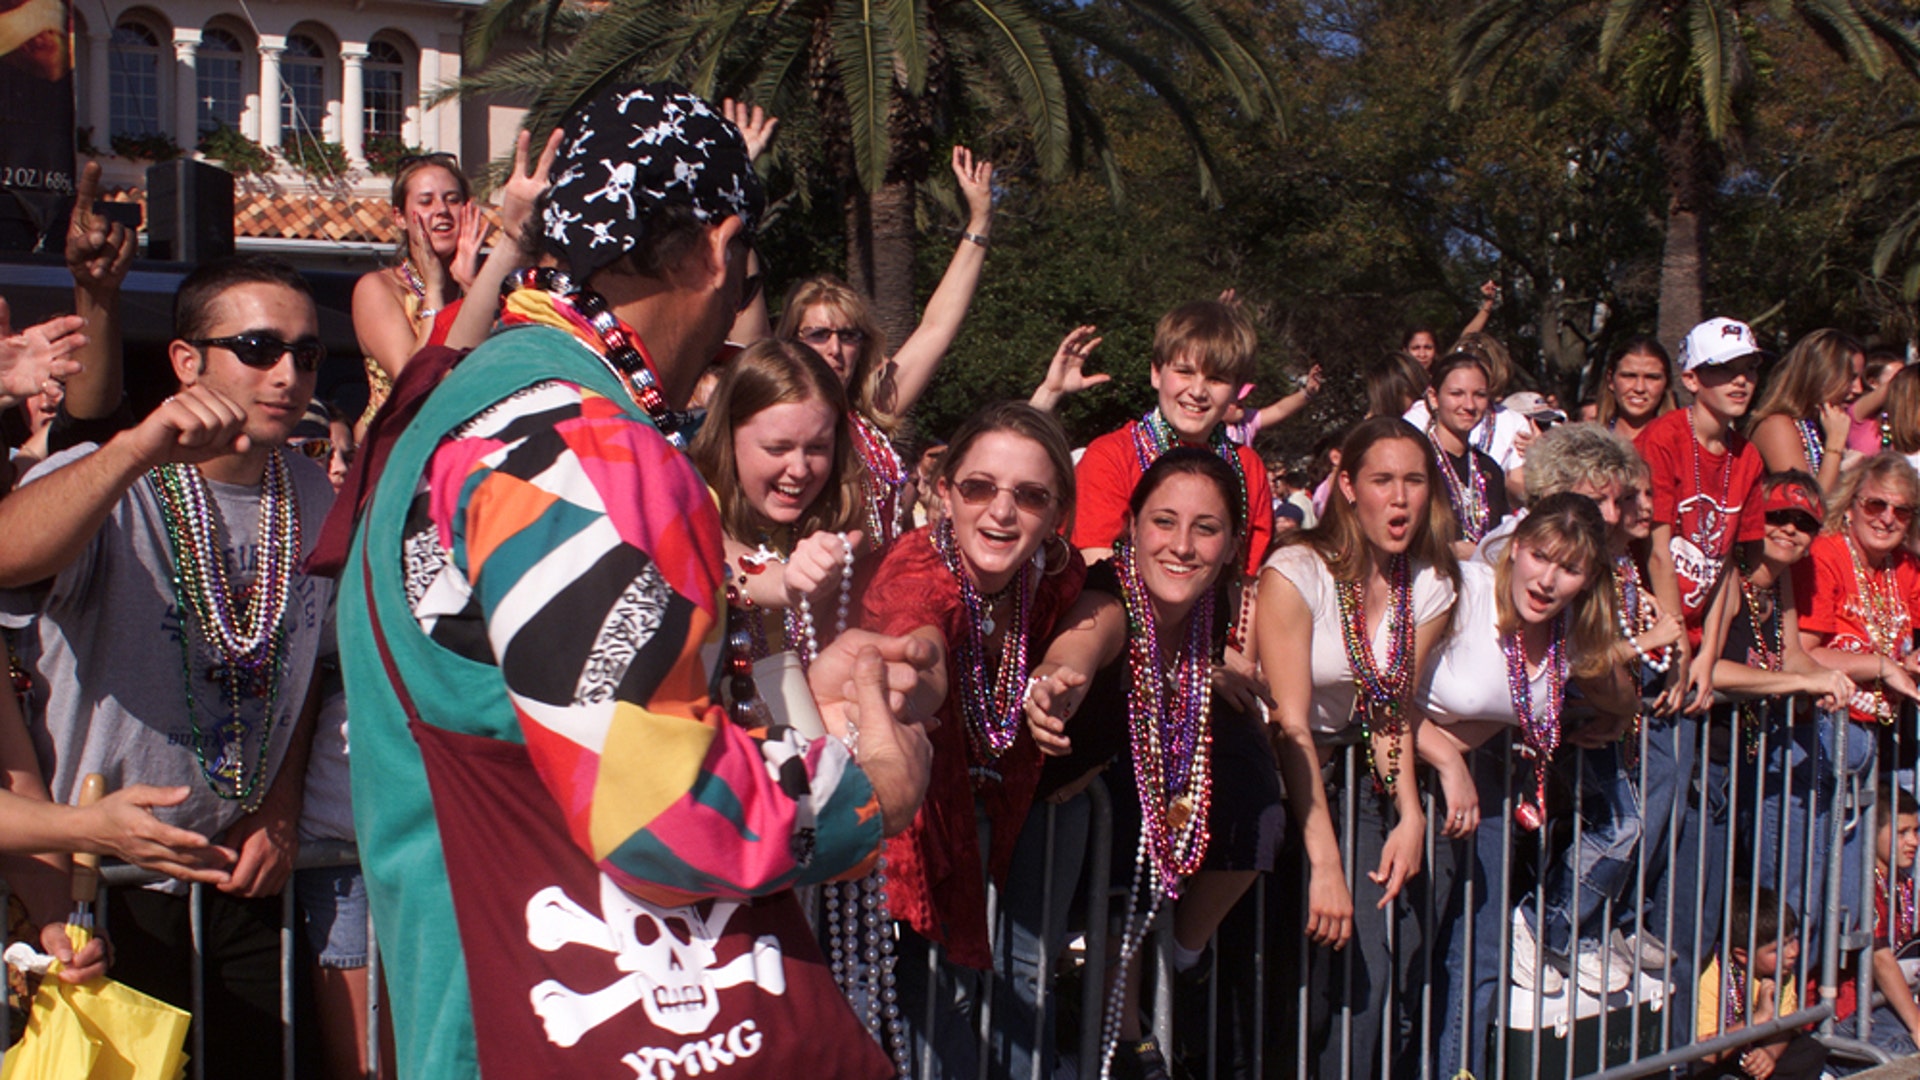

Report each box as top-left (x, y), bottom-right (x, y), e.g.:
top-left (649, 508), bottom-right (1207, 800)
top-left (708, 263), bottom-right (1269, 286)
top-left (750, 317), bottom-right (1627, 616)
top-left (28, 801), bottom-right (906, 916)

top-left (962, 231), bottom-right (991, 249)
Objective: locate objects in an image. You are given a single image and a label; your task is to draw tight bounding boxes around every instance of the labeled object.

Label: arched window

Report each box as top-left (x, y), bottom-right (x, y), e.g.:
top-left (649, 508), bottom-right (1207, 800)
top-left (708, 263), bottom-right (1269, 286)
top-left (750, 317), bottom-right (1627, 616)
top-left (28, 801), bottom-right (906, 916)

top-left (363, 40), bottom-right (406, 141)
top-left (281, 34), bottom-right (326, 144)
top-left (197, 28), bottom-right (244, 134)
top-left (108, 21), bottom-right (163, 138)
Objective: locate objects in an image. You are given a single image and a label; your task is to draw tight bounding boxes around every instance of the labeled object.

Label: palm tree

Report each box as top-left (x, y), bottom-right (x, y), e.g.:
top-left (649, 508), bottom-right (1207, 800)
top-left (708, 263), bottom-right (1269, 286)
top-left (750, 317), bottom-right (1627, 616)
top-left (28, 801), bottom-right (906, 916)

top-left (1451, 0), bottom-right (1920, 348)
top-left (454, 0), bottom-right (1279, 344)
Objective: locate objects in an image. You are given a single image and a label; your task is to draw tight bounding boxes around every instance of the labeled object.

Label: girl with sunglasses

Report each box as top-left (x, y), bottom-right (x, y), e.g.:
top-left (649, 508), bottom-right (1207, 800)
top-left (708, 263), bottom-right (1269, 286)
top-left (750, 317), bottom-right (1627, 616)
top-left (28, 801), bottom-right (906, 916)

top-left (1022, 449), bottom-right (1281, 1078)
top-left (1749, 328), bottom-right (1867, 495)
top-left (858, 401), bottom-right (1085, 1078)
top-left (1422, 494), bottom-right (1624, 1075)
top-left (772, 148), bottom-right (996, 551)
top-left (1256, 416), bottom-right (1459, 1079)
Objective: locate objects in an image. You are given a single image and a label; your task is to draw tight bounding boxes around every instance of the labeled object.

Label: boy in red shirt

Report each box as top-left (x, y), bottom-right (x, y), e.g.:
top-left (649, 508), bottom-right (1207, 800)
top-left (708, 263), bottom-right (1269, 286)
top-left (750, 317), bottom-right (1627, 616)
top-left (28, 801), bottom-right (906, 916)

top-left (1635, 316), bottom-right (1768, 710)
top-left (1072, 300), bottom-right (1276, 578)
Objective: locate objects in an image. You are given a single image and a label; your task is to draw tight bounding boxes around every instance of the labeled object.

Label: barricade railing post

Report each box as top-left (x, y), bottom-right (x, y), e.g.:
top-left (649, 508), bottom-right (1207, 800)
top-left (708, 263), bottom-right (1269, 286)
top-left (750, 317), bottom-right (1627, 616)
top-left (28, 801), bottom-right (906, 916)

top-left (1080, 777), bottom-right (1113, 1079)
top-left (189, 880), bottom-right (205, 1080)
top-left (1250, 873), bottom-right (1264, 1080)
top-left (1822, 709), bottom-right (1848, 1040)
top-left (1151, 910), bottom-right (1173, 1055)
top-left (1339, 742), bottom-right (1356, 1080)
top-left (1029, 800), bottom-right (1057, 1080)
top-left (281, 882), bottom-right (294, 1080)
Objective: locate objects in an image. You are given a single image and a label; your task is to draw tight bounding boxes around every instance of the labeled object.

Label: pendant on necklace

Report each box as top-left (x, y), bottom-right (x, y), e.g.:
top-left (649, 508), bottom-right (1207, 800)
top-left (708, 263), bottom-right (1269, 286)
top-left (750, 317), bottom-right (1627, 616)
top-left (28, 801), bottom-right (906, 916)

top-left (982, 609), bottom-right (997, 637)
top-left (1168, 795), bottom-right (1195, 831)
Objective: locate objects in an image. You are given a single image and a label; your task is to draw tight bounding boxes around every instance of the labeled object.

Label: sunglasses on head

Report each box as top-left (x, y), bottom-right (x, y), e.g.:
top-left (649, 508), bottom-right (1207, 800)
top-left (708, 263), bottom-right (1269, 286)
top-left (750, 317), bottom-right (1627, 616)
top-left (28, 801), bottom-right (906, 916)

top-left (1857, 496), bottom-right (1915, 523)
top-left (1764, 509), bottom-right (1821, 534)
top-left (189, 333), bottom-right (326, 373)
top-left (953, 477), bottom-right (1056, 514)
top-left (798, 327), bottom-right (866, 347)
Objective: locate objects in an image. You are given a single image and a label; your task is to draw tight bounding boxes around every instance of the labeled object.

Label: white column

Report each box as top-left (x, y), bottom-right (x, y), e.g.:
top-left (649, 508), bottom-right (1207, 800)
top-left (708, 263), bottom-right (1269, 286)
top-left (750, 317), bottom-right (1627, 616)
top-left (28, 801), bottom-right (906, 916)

top-left (257, 41), bottom-right (283, 150)
top-left (172, 31), bottom-right (201, 150)
top-left (340, 46), bottom-right (366, 164)
top-left (86, 31), bottom-right (110, 144)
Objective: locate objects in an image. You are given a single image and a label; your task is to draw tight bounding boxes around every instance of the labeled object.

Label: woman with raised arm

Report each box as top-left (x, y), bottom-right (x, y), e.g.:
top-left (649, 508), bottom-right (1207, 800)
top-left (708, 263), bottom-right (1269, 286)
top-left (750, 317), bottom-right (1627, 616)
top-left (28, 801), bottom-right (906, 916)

top-left (1596, 335), bottom-right (1677, 443)
top-left (1748, 328), bottom-right (1865, 495)
top-left (777, 147), bottom-right (996, 549)
top-left (1257, 415), bottom-right (1459, 1078)
top-left (858, 401), bottom-right (1086, 1078)
top-left (1022, 448), bottom-right (1281, 1078)
top-left (349, 153), bottom-right (486, 430)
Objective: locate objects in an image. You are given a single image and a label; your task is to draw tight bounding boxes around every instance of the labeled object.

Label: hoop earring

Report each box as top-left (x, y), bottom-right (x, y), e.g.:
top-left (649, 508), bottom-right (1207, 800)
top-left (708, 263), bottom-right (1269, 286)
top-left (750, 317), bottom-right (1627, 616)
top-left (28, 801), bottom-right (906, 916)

top-left (1042, 533), bottom-right (1074, 576)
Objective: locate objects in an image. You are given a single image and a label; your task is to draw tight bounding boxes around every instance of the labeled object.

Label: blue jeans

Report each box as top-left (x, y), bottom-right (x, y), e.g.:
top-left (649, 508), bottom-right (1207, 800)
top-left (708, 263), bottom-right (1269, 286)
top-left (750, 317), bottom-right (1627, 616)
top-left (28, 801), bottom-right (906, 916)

top-left (1532, 741), bottom-right (1644, 957)
top-left (1435, 742), bottom-right (1517, 1079)
top-left (992, 792), bottom-right (1091, 1080)
top-left (1756, 707), bottom-right (1875, 984)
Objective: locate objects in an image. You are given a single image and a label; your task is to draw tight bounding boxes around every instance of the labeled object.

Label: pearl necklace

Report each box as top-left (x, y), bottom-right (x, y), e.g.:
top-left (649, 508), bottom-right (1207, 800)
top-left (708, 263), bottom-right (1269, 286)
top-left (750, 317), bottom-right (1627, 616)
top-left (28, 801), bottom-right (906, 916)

top-left (825, 864), bottom-right (910, 1076)
top-left (933, 519), bottom-right (1036, 764)
top-left (502, 268), bottom-right (693, 448)
top-left (1334, 555), bottom-right (1414, 790)
top-left (1507, 614), bottom-right (1568, 832)
top-left (1429, 424), bottom-right (1491, 542)
top-left (1614, 555), bottom-right (1672, 673)
top-left (847, 411), bottom-right (908, 548)
top-left (150, 452), bottom-right (301, 807)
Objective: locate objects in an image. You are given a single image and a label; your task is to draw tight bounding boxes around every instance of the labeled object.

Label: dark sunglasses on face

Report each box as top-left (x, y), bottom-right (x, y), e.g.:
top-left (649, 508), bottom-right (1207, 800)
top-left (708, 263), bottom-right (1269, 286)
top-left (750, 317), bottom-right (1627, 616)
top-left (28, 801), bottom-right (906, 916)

top-left (798, 326), bottom-right (866, 347)
top-left (953, 477), bottom-right (1056, 514)
top-left (293, 439), bottom-right (332, 461)
top-left (189, 333), bottom-right (326, 372)
top-left (1857, 496), bottom-right (1915, 523)
top-left (1765, 509), bottom-right (1821, 535)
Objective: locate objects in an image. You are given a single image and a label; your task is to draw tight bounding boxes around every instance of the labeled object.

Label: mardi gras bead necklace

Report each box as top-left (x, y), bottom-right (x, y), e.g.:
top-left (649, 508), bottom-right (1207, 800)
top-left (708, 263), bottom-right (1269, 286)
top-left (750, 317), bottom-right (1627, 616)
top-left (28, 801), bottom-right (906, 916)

top-left (1615, 555), bottom-right (1673, 674)
top-left (1881, 864), bottom-right (1918, 951)
top-left (1738, 569), bottom-right (1784, 761)
top-left (1798, 418), bottom-right (1826, 475)
top-left (1687, 409), bottom-right (1733, 552)
top-left (151, 453), bottom-right (300, 807)
top-left (1846, 532), bottom-right (1910, 725)
top-left (1429, 425), bottom-right (1491, 542)
top-left (847, 411), bottom-right (908, 547)
top-left (398, 259), bottom-right (427, 303)
top-left (1723, 961), bottom-right (1748, 1028)
top-left (824, 864), bottom-right (910, 1076)
top-left (1507, 613), bottom-right (1568, 832)
top-left (502, 267), bottom-right (693, 448)
top-left (933, 519), bottom-right (1036, 764)
top-left (1130, 409), bottom-right (1249, 531)
top-left (1334, 555), bottom-right (1414, 791)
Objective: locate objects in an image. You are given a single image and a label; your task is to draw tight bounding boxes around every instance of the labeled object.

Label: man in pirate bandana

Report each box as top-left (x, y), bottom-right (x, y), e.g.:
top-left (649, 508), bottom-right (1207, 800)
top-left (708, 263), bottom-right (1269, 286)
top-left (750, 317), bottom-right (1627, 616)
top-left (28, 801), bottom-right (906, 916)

top-left (333, 84), bottom-right (933, 1077)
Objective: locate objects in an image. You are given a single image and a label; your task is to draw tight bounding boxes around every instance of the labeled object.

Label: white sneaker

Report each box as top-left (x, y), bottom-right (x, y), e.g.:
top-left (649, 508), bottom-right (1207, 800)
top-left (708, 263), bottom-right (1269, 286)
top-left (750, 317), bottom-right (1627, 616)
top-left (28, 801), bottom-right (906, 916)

top-left (1610, 928), bottom-right (1669, 971)
top-left (1566, 940), bottom-right (1631, 995)
top-left (1511, 909), bottom-right (1566, 995)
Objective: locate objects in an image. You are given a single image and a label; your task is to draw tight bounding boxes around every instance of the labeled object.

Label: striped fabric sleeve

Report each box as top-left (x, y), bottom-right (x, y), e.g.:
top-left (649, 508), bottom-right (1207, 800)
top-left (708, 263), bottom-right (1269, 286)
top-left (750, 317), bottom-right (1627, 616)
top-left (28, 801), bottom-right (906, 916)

top-left (423, 380), bottom-right (883, 905)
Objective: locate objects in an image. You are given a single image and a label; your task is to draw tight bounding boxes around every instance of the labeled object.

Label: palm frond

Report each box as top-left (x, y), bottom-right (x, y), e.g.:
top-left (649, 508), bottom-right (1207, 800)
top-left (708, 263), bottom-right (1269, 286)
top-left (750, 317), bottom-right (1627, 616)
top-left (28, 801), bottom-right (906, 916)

top-left (1596, 0), bottom-right (1659, 68)
top-left (1795, 0), bottom-right (1888, 79)
top-left (831, 0), bottom-right (894, 190)
top-left (959, 0), bottom-right (1070, 177)
top-left (1686, 1), bottom-right (1741, 140)
top-left (1107, 0), bottom-right (1281, 120)
top-left (880, 0), bottom-right (930, 95)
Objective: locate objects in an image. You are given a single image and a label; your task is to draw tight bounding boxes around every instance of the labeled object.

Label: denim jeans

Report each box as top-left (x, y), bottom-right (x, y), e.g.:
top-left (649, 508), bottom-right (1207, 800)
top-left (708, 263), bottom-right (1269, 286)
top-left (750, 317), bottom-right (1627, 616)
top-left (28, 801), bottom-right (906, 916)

top-left (1756, 706), bottom-right (1875, 985)
top-left (992, 792), bottom-right (1091, 1080)
top-left (1434, 741), bottom-right (1517, 1079)
top-left (1532, 741), bottom-right (1644, 957)
top-left (1634, 710), bottom-right (1698, 940)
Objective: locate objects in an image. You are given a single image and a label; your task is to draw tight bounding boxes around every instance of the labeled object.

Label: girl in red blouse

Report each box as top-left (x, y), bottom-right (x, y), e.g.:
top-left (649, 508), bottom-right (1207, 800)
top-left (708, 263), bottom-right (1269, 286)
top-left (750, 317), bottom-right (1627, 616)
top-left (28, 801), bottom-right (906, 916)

top-left (859, 401), bottom-right (1087, 1078)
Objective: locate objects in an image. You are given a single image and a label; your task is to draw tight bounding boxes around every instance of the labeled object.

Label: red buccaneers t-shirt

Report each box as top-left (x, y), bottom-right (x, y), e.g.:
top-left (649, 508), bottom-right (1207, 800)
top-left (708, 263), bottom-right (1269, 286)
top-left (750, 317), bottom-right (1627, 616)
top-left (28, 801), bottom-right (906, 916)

top-left (1074, 422), bottom-right (1276, 578)
top-left (1635, 409), bottom-right (1765, 647)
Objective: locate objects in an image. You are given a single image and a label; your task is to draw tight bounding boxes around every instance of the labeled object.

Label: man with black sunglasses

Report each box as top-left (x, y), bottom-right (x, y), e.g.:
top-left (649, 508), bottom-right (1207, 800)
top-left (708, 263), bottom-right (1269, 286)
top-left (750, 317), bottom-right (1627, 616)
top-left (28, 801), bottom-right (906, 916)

top-left (0, 254), bottom-right (337, 1075)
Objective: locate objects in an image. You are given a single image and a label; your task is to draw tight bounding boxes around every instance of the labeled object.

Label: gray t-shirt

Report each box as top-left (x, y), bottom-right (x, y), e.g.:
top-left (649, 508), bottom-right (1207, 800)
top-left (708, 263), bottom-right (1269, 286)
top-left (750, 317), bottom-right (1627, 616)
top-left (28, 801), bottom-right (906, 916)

top-left (0, 445), bottom-right (336, 891)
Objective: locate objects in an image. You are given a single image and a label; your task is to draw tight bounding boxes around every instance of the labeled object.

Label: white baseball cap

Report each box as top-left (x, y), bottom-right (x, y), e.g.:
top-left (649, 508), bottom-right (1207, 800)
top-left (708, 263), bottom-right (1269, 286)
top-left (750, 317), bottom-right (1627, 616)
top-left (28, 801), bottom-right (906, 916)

top-left (1679, 317), bottom-right (1764, 372)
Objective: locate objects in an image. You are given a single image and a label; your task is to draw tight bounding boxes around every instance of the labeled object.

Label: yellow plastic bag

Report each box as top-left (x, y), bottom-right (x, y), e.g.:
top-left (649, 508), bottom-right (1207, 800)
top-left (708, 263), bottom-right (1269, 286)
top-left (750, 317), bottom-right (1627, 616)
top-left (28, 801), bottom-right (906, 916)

top-left (0, 926), bottom-right (190, 1080)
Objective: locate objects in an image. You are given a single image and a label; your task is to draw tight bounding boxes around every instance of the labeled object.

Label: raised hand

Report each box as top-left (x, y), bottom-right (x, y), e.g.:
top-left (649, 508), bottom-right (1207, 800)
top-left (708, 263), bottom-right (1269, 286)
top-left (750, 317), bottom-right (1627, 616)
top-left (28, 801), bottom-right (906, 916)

top-left (407, 210), bottom-right (448, 307)
top-left (1030, 325), bottom-right (1108, 412)
top-left (721, 98), bottom-right (779, 162)
top-left (131, 384), bottom-right (249, 466)
top-left (500, 127), bottom-right (564, 242)
top-left (785, 529), bottom-right (862, 601)
top-left (65, 161), bottom-right (135, 293)
top-left (952, 146), bottom-right (994, 229)
top-left (449, 202), bottom-right (488, 292)
top-left (0, 297), bottom-right (85, 407)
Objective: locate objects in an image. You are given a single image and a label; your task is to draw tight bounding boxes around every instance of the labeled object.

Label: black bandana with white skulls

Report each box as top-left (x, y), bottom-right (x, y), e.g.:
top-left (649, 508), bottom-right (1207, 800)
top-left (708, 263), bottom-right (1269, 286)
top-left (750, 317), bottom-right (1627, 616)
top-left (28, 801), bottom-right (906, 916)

top-left (540, 83), bottom-right (765, 281)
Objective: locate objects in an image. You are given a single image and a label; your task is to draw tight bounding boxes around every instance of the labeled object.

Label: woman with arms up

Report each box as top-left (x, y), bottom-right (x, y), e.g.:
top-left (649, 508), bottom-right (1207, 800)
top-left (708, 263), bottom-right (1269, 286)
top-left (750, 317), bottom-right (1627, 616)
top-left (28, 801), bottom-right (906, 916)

top-left (1257, 415), bottom-right (1459, 1078)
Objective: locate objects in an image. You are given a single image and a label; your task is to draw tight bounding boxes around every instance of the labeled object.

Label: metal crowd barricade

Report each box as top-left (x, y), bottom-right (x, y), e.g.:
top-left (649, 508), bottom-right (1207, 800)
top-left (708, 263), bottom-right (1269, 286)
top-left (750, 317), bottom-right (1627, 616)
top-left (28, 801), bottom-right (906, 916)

top-left (87, 840), bottom-right (378, 1080)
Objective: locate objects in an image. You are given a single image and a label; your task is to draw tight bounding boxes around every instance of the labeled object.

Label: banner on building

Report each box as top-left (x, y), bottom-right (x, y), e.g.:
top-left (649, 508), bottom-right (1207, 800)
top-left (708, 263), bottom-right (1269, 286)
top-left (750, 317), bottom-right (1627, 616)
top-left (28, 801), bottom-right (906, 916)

top-left (0, 0), bottom-right (76, 196)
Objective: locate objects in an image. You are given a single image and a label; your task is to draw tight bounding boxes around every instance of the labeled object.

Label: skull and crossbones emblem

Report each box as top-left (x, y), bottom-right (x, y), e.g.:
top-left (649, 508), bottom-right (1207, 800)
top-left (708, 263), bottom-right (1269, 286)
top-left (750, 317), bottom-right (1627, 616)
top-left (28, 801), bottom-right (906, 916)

top-left (525, 876), bottom-right (787, 1048)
